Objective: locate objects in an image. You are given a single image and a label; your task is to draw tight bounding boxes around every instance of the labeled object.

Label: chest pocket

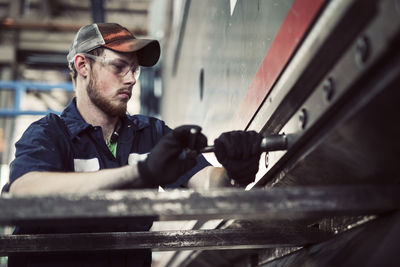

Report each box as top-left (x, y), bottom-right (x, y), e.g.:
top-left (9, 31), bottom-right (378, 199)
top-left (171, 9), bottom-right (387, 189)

top-left (74, 158), bottom-right (100, 172)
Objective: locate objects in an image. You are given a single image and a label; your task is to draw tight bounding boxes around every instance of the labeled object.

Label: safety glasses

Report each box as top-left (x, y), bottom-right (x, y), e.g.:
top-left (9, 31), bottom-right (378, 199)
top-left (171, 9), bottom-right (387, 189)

top-left (81, 53), bottom-right (141, 80)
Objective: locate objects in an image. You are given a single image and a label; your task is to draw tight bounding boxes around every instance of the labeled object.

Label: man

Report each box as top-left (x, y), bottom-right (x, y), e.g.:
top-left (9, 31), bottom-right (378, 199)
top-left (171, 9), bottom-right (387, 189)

top-left (3, 23), bottom-right (263, 266)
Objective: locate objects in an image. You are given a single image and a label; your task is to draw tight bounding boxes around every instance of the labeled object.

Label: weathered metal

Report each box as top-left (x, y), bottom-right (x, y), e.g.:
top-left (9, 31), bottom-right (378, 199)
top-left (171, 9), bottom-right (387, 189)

top-left (0, 186), bottom-right (399, 225)
top-left (0, 227), bottom-right (331, 255)
top-left (258, 211), bottom-right (400, 267)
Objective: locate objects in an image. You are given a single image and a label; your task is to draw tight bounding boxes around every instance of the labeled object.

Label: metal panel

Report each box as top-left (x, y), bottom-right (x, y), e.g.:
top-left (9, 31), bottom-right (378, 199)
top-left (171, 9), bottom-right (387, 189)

top-left (247, 0), bottom-right (377, 134)
top-left (161, 0), bottom-right (301, 139)
top-left (255, 0), bottom-right (400, 187)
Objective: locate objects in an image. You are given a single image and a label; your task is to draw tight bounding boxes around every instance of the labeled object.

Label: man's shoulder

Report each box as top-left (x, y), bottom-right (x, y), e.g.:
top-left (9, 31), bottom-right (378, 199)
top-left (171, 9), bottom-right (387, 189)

top-left (28, 113), bottom-right (61, 127)
top-left (24, 113), bottom-right (69, 137)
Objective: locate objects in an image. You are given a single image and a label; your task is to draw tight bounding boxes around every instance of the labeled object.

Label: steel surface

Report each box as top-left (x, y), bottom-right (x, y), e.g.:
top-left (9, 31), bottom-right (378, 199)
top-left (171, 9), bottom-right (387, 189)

top-left (0, 227), bottom-right (330, 255)
top-left (0, 186), bottom-right (399, 225)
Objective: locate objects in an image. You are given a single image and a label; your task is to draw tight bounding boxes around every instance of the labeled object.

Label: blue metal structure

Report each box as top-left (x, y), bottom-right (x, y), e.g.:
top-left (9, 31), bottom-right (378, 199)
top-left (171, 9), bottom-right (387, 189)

top-left (0, 80), bottom-right (73, 117)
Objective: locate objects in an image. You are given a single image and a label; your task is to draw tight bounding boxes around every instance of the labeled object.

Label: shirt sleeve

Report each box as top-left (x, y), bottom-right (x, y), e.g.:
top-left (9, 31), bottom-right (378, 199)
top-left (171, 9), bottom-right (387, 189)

top-left (7, 115), bottom-right (70, 190)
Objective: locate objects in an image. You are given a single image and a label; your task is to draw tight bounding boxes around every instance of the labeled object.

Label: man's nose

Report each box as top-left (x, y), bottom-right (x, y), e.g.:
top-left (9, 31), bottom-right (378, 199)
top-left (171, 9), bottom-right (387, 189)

top-left (123, 70), bottom-right (137, 85)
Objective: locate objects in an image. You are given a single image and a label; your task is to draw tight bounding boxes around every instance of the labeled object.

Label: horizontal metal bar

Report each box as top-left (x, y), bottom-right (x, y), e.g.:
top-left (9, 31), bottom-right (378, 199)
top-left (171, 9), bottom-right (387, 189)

top-left (0, 227), bottom-right (331, 255)
top-left (0, 109), bottom-right (60, 117)
top-left (0, 80), bottom-right (72, 117)
top-left (0, 81), bottom-right (73, 91)
top-left (0, 186), bottom-right (399, 225)
top-left (0, 20), bottom-right (147, 35)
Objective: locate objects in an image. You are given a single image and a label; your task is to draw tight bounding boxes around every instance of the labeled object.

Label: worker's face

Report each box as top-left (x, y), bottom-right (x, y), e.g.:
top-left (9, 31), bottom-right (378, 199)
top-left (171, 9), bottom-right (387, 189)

top-left (86, 49), bottom-right (139, 117)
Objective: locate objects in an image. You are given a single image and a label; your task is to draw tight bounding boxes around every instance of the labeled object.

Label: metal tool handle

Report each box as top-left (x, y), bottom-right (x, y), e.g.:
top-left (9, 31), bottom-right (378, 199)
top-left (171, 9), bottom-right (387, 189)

top-left (199, 134), bottom-right (288, 154)
top-left (180, 127), bottom-right (202, 159)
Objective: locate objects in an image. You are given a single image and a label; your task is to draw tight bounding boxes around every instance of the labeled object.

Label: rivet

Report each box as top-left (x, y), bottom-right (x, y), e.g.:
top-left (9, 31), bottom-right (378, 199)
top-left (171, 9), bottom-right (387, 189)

top-left (355, 35), bottom-right (371, 67)
top-left (323, 77), bottom-right (335, 102)
top-left (298, 108), bottom-right (308, 130)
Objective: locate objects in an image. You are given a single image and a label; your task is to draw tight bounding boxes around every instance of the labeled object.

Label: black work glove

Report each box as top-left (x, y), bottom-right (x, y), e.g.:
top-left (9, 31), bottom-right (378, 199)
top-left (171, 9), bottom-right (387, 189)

top-left (214, 131), bottom-right (263, 186)
top-left (138, 125), bottom-right (207, 187)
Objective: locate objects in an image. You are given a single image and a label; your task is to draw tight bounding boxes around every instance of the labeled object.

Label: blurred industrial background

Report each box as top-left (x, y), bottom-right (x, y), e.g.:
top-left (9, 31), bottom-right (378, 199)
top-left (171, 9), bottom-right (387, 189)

top-left (0, 0), bottom-right (167, 188)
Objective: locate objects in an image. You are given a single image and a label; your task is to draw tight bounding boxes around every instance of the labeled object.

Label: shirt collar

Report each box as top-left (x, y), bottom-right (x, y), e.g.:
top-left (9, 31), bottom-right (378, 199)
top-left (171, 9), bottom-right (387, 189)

top-left (61, 98), bottom-right (91, 138)
top-left (61, 98), bottom-right (151, 139)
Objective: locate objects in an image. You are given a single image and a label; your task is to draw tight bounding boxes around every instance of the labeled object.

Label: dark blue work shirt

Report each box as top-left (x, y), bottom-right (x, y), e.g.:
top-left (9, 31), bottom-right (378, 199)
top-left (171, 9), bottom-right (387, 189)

top-left (4, 98), bottom-right (210, 267)
top-left (7, 98), bottom-right (209, 189)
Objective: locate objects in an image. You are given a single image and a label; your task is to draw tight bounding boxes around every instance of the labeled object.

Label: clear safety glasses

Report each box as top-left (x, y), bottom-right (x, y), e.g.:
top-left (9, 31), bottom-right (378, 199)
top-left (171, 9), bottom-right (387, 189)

top-left (81, 53), bottom-right (141, 80)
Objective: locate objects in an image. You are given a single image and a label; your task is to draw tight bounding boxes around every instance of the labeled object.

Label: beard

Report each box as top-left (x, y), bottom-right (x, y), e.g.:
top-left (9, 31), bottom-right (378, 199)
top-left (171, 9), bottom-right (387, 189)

top-left (87, 72), bottom-right (128, 117)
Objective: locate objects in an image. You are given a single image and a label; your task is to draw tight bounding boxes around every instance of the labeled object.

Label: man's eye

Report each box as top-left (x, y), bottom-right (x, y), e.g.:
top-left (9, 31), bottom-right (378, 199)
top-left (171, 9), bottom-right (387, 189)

top-left (111, 63), bottom-right (126, 72)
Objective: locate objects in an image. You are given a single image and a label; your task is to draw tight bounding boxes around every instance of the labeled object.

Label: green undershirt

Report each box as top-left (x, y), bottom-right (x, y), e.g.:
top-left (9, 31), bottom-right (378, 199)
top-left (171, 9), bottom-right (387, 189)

top-left (107, 141), bottom-right (117, 158)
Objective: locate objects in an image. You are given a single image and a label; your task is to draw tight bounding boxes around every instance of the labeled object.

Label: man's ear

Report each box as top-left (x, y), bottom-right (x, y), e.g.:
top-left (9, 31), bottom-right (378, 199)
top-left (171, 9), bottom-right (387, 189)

top-left (74, 54), bottom-right (89, 77)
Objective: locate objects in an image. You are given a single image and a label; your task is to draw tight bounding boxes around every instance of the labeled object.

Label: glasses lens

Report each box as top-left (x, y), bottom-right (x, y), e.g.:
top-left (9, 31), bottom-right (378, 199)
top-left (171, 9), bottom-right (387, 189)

top-left (118, 64), bottom-right (140, 80)
top-left (86, 55), bottom-right (140, 79)
top-left (133, 66), bottom-right (141, 80)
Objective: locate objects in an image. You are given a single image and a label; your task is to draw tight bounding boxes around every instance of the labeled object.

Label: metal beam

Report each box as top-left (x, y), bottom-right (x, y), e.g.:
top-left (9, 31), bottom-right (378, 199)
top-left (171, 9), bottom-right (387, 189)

top-left (0, 109), bottom-right (60, 116)
top-left (0, 19), bottom-right (147, 35)
top-left (0, 227), bottom-right (331, 255)
top-left (0, 186), bottom-right (399, 225)
top-left (0, 80), bottom-right (73, 117)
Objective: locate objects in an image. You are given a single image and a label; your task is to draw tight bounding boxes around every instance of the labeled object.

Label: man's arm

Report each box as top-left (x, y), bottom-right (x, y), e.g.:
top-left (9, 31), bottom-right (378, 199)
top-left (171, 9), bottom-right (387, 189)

top-left (9, 125), bottom-right (208, 196)
top-left (9, 164), bottom-right (145, 195)
top-left (187, 166), bottom-right (231, 189)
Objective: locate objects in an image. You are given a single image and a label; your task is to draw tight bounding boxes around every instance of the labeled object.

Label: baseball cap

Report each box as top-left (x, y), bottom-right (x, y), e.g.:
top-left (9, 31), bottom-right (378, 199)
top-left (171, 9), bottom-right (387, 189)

top-left (67, 23), bottom-right (160, 67)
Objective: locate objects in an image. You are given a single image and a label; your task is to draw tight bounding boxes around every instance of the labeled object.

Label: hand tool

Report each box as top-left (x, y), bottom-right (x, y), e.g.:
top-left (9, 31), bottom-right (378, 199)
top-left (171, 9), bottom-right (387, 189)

top-left (199, 134), bottom-right (289, 154)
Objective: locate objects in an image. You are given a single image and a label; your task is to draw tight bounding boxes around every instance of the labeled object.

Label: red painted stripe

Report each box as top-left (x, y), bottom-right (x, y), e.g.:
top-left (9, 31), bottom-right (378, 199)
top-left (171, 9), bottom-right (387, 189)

top-left (234, 0), bottom-right (326, 129)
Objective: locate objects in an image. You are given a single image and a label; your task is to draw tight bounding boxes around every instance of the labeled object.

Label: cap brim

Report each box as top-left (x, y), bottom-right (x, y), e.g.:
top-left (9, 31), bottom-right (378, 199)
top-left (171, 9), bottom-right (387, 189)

top-left (104, 39), bottom-right (160, 67)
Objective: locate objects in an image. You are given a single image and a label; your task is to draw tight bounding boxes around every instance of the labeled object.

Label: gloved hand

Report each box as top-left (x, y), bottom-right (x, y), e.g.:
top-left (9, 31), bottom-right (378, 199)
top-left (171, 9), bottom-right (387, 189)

top-left (138, 125), bottom-right (207, 187)
top-left (214, 131), bottom-right (263, 186)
